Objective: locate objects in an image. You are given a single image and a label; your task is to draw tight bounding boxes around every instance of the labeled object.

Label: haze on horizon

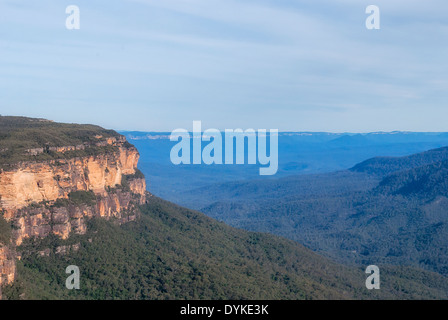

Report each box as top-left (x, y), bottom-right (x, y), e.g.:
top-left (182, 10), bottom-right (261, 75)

top-left (0, 0), bottom-right (447, 133)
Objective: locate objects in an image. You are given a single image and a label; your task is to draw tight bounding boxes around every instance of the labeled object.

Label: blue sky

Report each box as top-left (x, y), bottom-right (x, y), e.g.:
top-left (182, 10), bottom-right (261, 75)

top-left (0, 0), bottom-right (447, 132)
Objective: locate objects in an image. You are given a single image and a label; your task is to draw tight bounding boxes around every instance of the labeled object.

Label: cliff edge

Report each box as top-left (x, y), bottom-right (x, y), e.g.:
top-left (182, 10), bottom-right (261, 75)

top-left (0, 116), bottom-right (148, 295)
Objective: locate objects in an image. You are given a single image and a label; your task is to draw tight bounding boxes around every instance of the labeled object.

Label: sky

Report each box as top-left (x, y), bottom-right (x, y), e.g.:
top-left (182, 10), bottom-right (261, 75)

top-left (0, 0), bottom-right (447, 132)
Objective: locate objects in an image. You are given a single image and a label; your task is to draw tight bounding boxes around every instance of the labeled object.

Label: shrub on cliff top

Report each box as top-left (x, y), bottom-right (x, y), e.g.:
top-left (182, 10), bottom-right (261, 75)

top-left (121, 170), bottom-right (145, 188)
top-left (0, 116), bottom-right (128, 167)
top-left (133, 168), bottom-right (145, 179)
top-left (68, 191), bottom-right (97, 206)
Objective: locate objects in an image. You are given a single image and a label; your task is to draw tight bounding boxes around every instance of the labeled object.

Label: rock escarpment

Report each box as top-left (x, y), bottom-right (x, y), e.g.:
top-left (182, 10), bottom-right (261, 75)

top-left (0, 245), bottom-right (15, 299)
top-left (0, 129), bottom-right (148, 296)
top-left (0, 139), bottom-right (139, 215)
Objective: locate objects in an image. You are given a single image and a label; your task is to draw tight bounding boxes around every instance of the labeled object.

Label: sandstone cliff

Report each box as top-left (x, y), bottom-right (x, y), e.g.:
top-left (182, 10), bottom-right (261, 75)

top-left (0, 245), bottom-right (15, 292)
top-left (0, 133), bottom-right (148, 295)
top-left (0, 143), bottom-right (139, 215)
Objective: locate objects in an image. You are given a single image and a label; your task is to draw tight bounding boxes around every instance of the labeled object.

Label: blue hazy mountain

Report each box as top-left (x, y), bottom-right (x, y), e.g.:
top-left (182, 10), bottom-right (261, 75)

top-left (352, 146), bottom-right (448, 176)
top-left (120, 131), bottom-right (448, 277)
top-left (171, 145), bottom-right (448, 276)
top-left (120, 131), bottom-right (448, 202)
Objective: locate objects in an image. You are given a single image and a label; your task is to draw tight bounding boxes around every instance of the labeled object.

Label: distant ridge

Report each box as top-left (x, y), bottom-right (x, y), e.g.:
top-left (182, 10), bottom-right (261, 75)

top-left (329, 134), bottom-right (371, 147)
top-left (376, 159), bottom-right (448, 199)
top-left (350, 146), bottom-right (448, 176)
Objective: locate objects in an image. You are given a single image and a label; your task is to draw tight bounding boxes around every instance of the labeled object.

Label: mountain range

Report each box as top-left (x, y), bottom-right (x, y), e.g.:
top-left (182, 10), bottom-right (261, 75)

top-left (1, 117), bottom-right (448, 299)
top-left (121, 131), bottom-right (448, 201)
top-left (180, 146), bottom-right (448, 276)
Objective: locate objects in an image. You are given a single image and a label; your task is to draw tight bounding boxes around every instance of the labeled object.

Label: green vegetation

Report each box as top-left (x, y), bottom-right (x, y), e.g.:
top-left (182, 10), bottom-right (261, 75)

top-left (52, 191), bottom-right (98, 208)
top-left (351, 146), bottom-right (448, 176)
top-left (68, 191), bottom-right (97, 207)
top-left (3, 197), bottom-right (448, 300)
top-left (0, 116), bottom-right (121, 148)
top-left (377, 159), bottom-right (448, 198)
top-left (0, 116), bottom-right (123, 167)
top-left (118, 170), bottom-right (144, 192)
top-left (184, 147), bottom-right (448, 277)
top-left (2, 117), bottom-right (448, 299)
top-left (132, 168), bottom-right (145, 179)
top-left (120, 175), bottom-right (131, 192)
top-left (0, 215), bottom-right (11, 245)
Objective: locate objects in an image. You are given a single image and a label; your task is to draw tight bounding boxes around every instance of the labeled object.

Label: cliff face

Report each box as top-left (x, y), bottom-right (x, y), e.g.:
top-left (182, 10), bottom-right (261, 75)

top-left (11, 187), bottom-right (145, 246)
top-left (0, 145), bottom-right (140, 216)
top-left (0, 137), bottom-right (148, 295)
top-left (0, 245), bottom-right (15, 283)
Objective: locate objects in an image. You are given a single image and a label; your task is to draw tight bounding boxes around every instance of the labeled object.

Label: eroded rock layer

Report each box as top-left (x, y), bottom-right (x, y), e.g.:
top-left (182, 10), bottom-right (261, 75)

top-left (0, 145), bottom-right (140, 216)
top-left (0, 138), bottom-right (148, 294)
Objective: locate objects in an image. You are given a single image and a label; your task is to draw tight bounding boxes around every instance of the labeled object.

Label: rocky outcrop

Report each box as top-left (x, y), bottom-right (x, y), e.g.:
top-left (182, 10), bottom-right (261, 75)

top-left (10, 187), bottom-right (145, 246)
top-left (0, 144), bottom-right (140, 217)
top-left (0, 244), bottom-right (16, 298)
top-left (0, 136), bottom-right (148, 296)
